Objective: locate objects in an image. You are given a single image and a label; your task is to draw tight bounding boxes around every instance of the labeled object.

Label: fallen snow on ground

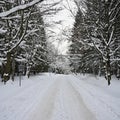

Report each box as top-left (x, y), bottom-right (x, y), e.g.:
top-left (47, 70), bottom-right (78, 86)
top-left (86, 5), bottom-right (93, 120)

top-left (0, 73), bottom-right (120, 120)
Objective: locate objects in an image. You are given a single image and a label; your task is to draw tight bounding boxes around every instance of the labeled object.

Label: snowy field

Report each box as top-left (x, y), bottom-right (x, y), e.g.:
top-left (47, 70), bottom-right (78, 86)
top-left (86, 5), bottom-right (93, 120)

top-left (0, 73), bottom-right (120, 120)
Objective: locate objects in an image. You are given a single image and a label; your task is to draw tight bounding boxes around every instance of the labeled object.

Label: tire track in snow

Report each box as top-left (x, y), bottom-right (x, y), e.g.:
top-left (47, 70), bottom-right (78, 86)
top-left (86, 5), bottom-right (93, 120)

top-left (26, 75), bottom-right (96, 120)
top-left (62, 79), bottom-right (96, 120)
top-left (27, 79), bottom-right (61, 120)
top-left (51, 77), bottom-right (96, 120)
top-left (0, 76), bottom-right (57, 120)
top-left (70, 75), bottom-right (120, 120)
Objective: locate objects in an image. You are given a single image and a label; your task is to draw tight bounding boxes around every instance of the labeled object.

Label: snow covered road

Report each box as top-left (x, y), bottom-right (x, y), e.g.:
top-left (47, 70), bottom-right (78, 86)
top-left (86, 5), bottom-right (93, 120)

top-left (28, 76), bottom-right (96, 120)
top-left (0, 74), bottom-right (120, 120)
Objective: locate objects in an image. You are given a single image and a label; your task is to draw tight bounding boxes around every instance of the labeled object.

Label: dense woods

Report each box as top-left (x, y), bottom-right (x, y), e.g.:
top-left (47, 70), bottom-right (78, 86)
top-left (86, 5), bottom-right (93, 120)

top-left (0, 0), bottom-right (61, 83)
top-left (70, 0), bottom-right (120, 85)
top-left (0, 1), bottom-right (120, 120)
top-left (0, 0), bottom-right (120, 85)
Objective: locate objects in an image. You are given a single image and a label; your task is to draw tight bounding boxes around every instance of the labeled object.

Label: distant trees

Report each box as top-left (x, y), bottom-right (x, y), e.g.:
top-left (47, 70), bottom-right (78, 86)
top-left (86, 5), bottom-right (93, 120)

top-left (47, 41), bottom-right (71, 74)
top-left (70, 0), bottom-right (120, 85)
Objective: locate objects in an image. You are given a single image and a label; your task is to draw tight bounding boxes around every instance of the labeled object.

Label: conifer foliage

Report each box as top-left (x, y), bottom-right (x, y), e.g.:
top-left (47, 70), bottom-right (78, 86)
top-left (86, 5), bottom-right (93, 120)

top-left (0, 0), bottom-right (48, 82)
top-left (70, 0), bottom-right (120, 85)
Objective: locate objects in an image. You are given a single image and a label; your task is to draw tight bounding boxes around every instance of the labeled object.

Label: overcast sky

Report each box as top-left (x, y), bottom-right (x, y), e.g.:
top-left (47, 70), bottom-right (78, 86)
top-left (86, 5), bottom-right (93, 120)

top-left (49, 0), bottom-right (76, 32)
top-left (43, 0), bottom-right (77, 54)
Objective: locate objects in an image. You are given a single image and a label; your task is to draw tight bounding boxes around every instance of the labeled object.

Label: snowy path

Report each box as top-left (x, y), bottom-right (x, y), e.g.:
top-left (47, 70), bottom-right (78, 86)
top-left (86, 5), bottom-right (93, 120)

top-left (28, 77), bottom-right (96, 120)
top-left (0, 74), bottom-right (120, 120)
top-left (51, 78), bottom-right (96, 120)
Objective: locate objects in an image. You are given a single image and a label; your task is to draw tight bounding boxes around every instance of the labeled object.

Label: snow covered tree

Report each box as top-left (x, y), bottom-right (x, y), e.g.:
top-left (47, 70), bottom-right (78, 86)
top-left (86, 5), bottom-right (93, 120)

top-left (0, 0), bottom-right (62, 82)
top-left (23, 6), bottom-right (48, 77)
top-left (69, 9), bottom-right (89, 73)
top-left (0, 0), bottom-right (33, 81)
top-left (70, 0), bottom-right (120, 85)
top-left (85, 0), bottom-right (120, 85)
top-left (70, 7), bottom-right (99, 73)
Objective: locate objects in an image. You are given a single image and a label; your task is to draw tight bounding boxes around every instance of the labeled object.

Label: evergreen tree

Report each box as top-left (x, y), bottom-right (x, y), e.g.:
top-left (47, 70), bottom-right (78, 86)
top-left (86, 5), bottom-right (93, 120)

top-left (0, 0), bottom-right (46, 82)
top-left (70, 0), bottom-right (120, 85)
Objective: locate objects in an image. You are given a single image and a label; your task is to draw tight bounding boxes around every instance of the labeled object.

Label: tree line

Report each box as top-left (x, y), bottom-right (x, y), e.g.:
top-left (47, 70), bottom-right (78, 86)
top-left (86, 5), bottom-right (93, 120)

top-left (69, 0), bottom-right (120, 85)
top-left (0, 0), bottom-right (61, 83)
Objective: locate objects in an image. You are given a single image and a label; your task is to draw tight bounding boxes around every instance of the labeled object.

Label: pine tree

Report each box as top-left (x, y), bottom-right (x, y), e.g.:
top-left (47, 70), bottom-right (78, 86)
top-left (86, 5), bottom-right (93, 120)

top-left (70, 0), bottom-right (120, 85)
top-left (69, 10), bottom-right (87, 73)
top-left (0, 0), bottom-right (45, 82)
top-left (84, 0), bottom-right (120, 85)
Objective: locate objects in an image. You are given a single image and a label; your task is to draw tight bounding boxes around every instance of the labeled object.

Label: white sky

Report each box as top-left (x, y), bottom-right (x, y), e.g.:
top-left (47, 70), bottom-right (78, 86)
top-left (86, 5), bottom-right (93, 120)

top-left (43, 0), bottom-right (77, 54)
top-left (48, 0), bottom-right (76, 33)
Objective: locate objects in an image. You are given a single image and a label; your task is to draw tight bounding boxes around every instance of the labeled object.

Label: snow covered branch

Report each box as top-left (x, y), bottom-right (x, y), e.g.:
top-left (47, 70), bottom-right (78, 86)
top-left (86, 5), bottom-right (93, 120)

top-left (9, 10), bottom-right (32, 53)
top-left (0, 0), bottom-right (44, 18)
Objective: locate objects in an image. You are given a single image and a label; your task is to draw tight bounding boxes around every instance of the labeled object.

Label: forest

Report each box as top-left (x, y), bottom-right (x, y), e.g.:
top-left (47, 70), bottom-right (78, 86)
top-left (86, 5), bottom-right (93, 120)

top-left (0, 0), bottom-right (120, 85)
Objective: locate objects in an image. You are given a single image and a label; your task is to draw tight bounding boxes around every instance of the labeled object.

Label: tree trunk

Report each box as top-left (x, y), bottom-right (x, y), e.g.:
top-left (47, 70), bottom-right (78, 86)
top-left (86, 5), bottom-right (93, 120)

top-left (3, 52), bottom-right (12, 83)
top-left (98, 64), bottom-right (102, 76)
top-left (1, 63), bottom-right (5, 80)
top-left (26, 65), bottom-right (31, 78)
top-left (11, 58), bottom-right (15, 81)
top-left (117, 66), bottom-right (120, 80)
top-left (104, 50), bottom-right (111, 85)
